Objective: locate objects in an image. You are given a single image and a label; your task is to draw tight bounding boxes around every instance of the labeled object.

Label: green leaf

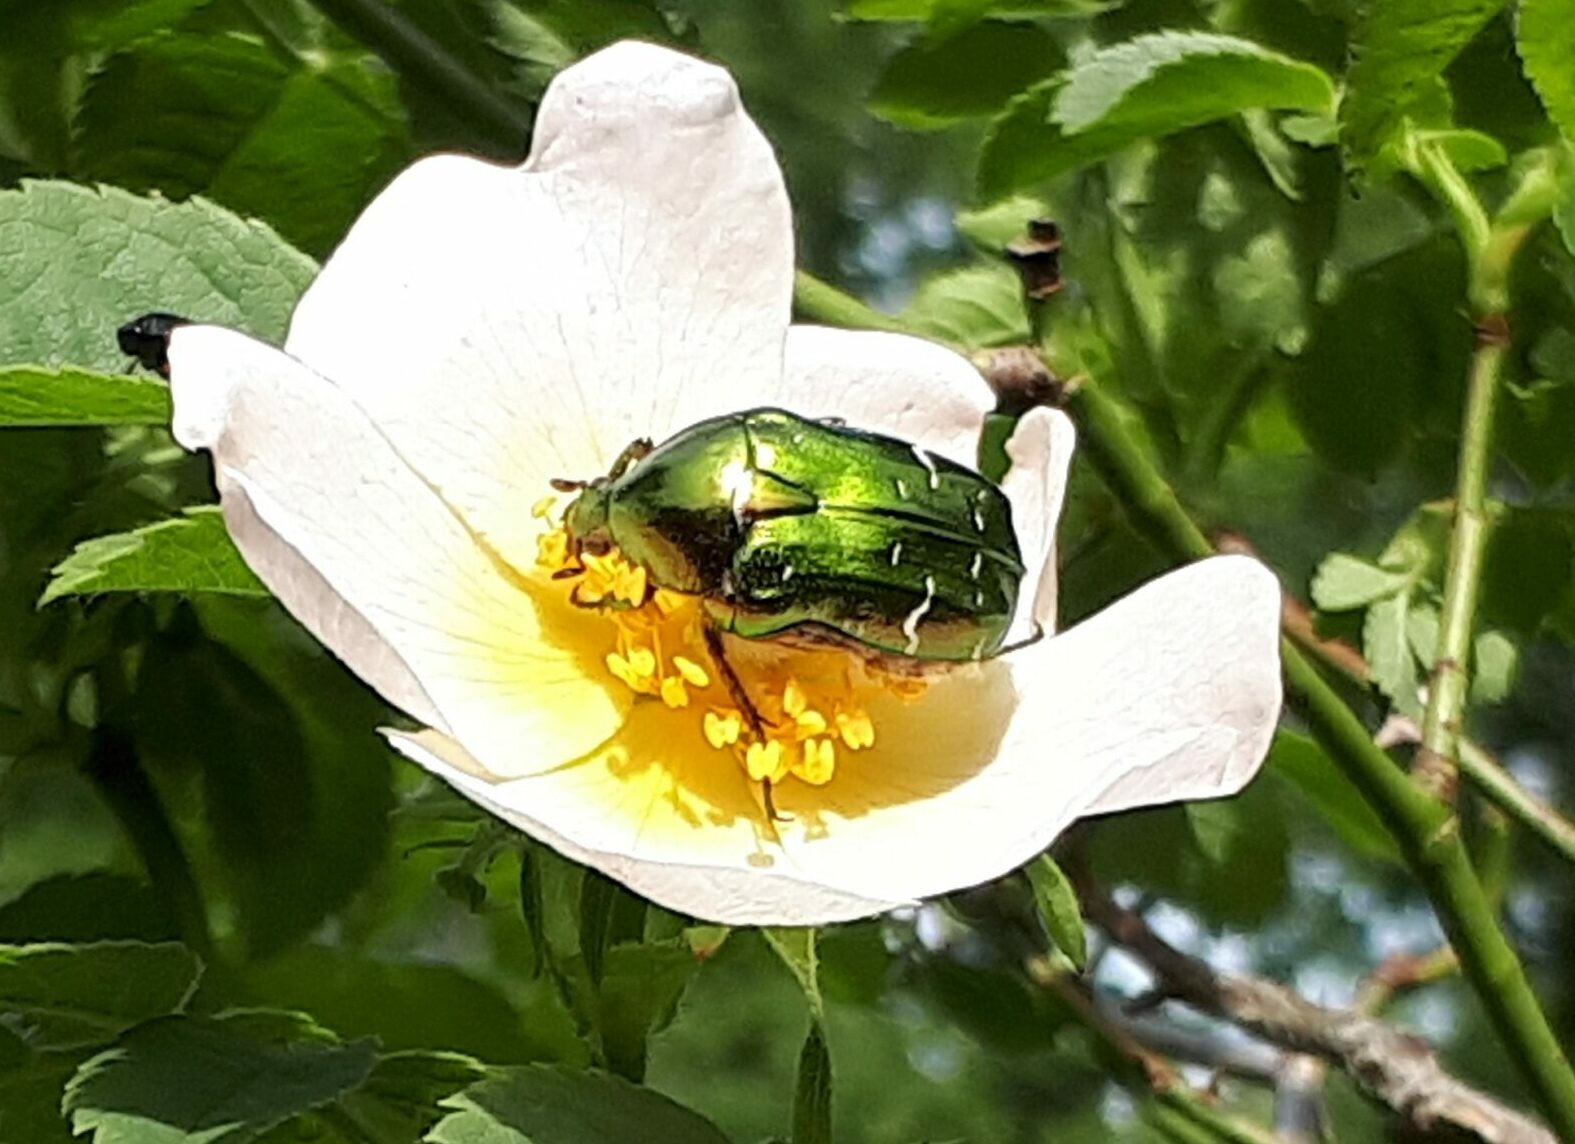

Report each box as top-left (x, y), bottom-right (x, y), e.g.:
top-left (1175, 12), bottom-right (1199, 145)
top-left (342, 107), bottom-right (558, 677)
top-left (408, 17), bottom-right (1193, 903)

top-left (1055, 32), bottom-right (1334, 135)
top-left (954, 195), bottom-right (1053, 252)
top-left (41, 508), bottom-right (266, 605)
top-left (1482, 507), bottom-right (1575, 630)
top-left (0, 182), bottom-right (315, 373)
top-left (0, 366), bottom-right (170, 427)
top-left (1025, 854), bottom-right (1087, 969)
top-left (426, 1065), bottom-right (732, 1144)
top-left (74, 32), bottom-right (413, 257)
top-left (1517, 0), bottom-right (1575, 140)
top-left (318, 1052), bottom-right (485, 1144)
top-left (1472, 629), bottom-right (1519, 703)
top-left (762, 928), bottom-right (824, 1019)
top-left (0, 1050), bottom-right (79, 1144)
top-left (791, 1023), bottom-right (833, 1144)
top-left (1407, 599), bottom-right (1442, 664)
top-left (846, 0), bottom-right (1113, 19)
top-left (0, 942), bottom-right (201, 1051)
top-left (188, 598), bottom-right (394, 957)
top-left (1557, 182), bottom-right (1575, 257)
top-left (64, 1014), bottom-right (379, 1144)
top-left (594, 941), bottom-right (703, 1083)
top-left (1285, 250), bottom-right (1466, 476)
top-left (242, 946), bottom-right (536, 1064)
top-left (901, 265), bottom-right (1030, 347)
top-left (914, 958), bottom-right (1068, 1053)
top-left (1310, 553), bottom-right (1413, 610)
top-left (1364, 590), bottom-right (1419, 709)
top-left (0, 875), bottom-right (173, 944)
top-left (1268, 732), bottom-right (1401, 862)
top-left (869, 22), bottom-right (1064, 130)
top-left (1341, 0), bottom-right (1508, 169)
top-left (1184, 799), bottom-right (1246, 866)
top-left (62, 0), bottom-right (214, 53)
top-left (1410, 127), bottom-right (1509, 172)
top-left (577, 871), bottom-right (646, 989)
top-left (978, 34), bottom-right (1334, 195)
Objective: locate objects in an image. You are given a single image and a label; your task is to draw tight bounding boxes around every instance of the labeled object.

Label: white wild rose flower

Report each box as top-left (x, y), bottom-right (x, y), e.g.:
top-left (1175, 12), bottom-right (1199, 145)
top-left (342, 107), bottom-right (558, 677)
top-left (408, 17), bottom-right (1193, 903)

top-left (166, 40), bottom-right (1283, 925)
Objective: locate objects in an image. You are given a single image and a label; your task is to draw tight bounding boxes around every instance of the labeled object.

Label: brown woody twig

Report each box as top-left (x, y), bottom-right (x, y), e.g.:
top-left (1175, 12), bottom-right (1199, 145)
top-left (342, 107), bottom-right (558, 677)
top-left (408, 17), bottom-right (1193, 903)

top-left (1075, 876), bottom-right (1556, 1144)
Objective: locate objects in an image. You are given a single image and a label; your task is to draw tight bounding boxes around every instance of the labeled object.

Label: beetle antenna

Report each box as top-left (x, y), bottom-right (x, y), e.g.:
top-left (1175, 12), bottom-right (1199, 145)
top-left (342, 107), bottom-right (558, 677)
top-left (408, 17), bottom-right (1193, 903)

top-left (550, 477), bottom-right (586, 492)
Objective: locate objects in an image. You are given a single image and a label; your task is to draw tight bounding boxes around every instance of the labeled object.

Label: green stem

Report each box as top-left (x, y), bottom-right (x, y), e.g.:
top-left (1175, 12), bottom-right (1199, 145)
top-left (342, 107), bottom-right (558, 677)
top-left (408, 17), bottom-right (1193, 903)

top-left (1183, 357), bottom-right (1268, 484)
top-left (791, 271), bottom-right (906, 335)
top-left (1075, 363), bottom-right (1575, 1132)
top-left (1407, 139), bottom-right (1492, 303)
top-left (1408, 143), bottom-right (1548, 802)
top-left (306, 0), bottom-right (531, 147)
top-left (1283, 649), bottom-right (1575, 1133)
top-left (1415, 334), bottom-right (1506, 798)
top-left (788, 270), bottom-right (1575, 1136)
top-left (1459, 739), bottom-right (1575, 866)
top-left (82, 726), bottom-right (213, 959)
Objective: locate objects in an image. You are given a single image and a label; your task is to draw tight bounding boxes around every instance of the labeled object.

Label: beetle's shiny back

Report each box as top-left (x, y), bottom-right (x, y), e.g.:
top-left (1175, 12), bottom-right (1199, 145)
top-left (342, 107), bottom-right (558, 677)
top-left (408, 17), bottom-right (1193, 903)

top-left (582, 408), bottom-right (1024, 661)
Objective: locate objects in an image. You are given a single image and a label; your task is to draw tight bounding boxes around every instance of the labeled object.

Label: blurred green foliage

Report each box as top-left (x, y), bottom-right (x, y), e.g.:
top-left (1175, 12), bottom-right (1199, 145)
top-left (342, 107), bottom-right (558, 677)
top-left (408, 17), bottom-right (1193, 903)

top-left (2, 0), bottom-right (1574, 1140)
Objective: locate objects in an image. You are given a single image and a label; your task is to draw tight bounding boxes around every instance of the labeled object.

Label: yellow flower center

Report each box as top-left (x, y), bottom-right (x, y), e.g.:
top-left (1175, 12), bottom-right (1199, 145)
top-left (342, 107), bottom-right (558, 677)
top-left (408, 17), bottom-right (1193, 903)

top-left (534, 506), bottom-right (929, 795)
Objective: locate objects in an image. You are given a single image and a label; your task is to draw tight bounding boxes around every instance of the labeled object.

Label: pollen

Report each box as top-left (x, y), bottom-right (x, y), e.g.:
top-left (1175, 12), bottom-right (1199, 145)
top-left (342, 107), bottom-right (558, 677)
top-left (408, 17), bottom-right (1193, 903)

top-left (536, 521), bottom-right (931, 804)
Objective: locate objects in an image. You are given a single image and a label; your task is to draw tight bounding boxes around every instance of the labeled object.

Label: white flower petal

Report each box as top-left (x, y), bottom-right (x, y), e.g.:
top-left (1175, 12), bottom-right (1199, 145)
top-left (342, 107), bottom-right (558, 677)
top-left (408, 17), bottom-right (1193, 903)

top-left (381, 554), bottom-right (1280, 923)
top-left (386, 727), bottom-right (906, 925)
top-left (1077, 556), bottom-right (1284, 815)
top-left (777, 326), bottom-right (994, 468)
top-left (284, 41), bottom-right (795, 577)
top-left (768, 554), bottom-right (1282, 906)
top-left (168, 325), bottom-right (627, 769)
top-left (999, 407), bottom-right (1077, 642)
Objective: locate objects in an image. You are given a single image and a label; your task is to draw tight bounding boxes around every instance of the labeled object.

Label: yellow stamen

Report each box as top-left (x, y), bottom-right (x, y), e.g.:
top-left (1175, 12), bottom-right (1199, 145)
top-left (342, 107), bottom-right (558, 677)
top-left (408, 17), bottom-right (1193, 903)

top-left (782, 678), bottom-right (808, 719)
top-left (537, 529), bottom-right (569, 568)
top-left (794, 708), bottom-right (828, 738)
top-left (704, 709), bottom-right (742, 748)
top-left (795, 738), bottom-right (836, 785)
top-left (745, 739), bottom-right (786, 783)
top-left (536, 522), bottom-right (931, 800)
top-left (836, 709), bottom-right (876, 751)
top-left (531, 494), bottom-right (558, 520)
top-left (660, 675), bottom-right (689, 709)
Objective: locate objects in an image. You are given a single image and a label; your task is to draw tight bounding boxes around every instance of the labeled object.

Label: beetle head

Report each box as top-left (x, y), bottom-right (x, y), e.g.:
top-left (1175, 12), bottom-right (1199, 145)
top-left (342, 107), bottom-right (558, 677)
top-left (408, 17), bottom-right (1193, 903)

top-left (561, 479), bottom-right (614, 556)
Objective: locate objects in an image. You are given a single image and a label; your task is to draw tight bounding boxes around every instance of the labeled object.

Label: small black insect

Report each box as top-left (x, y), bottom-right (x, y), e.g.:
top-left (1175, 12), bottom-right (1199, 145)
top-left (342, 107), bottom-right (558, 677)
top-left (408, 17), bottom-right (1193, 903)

top-left (117, 312), bottom-right (190, 378)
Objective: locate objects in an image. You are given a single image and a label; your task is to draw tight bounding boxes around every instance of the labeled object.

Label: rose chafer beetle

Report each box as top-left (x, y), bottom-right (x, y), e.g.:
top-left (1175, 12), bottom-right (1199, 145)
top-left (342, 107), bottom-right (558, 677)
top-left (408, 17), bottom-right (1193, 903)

top-left (557, 408), bottom-right (1026, 724)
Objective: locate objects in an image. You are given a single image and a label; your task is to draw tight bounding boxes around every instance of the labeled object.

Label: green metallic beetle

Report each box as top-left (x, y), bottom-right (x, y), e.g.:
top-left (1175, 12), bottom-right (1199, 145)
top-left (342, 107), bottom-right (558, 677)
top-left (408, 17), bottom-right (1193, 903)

top-left (557, 408), bottom-right (1026, 675)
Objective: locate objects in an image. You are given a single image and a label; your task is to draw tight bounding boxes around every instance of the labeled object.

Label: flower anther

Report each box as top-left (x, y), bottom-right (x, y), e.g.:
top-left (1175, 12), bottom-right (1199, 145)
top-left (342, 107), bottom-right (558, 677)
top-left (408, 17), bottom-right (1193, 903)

top-left (164, 40), bottom-right (1284, 924)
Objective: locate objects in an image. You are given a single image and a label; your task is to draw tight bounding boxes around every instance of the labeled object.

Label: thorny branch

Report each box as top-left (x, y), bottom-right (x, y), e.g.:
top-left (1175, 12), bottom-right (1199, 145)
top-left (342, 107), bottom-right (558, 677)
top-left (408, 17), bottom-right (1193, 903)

top-left (1073, 874), bottom-right (1557, 1144)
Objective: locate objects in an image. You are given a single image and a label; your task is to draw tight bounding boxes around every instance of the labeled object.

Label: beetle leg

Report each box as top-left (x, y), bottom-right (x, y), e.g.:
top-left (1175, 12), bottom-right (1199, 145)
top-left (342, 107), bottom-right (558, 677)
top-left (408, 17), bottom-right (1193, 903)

top-left (701, 624), bottom-right (791, 823)
top-left (996, 623), bottom-right (1047, 656)
top-left (606, 436), bottom-right (655, 480)
top-left (762, 779), bottom-right (786, 824)
top-left (702, 623), bottom-right (768, 738)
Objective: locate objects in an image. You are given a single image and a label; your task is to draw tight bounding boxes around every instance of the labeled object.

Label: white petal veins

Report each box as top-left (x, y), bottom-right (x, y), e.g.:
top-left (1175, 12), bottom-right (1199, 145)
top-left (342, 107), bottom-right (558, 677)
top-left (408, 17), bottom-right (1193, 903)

top-left (285, 42), bottom-right (795, 579)
top-left (385, 727), bottom-right (908, 926)
top-left (168, 325), bottom-right (628, 773)
top-left (381, 553), bottom-right (1281, 923)
top-left (1079, 555), bottom-right (1284, 815)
